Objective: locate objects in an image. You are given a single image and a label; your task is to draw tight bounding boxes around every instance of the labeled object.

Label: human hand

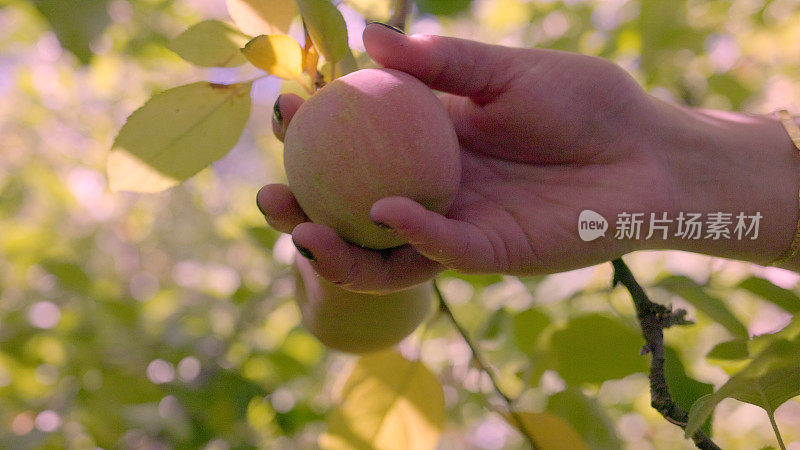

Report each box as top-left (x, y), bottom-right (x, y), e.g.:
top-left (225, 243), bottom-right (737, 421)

top-left (259, 23), bottom-right (768, 292)
top-left (258, 23), bottom-right (673, 293)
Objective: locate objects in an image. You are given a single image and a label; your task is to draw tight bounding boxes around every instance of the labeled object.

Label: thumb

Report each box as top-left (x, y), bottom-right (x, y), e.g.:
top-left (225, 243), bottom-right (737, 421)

top-left (362, 23), bottom-right (520, 102)
top-left (272, 93), bottom-right (305, 142)
top-left (370, 197), bottom-right (494, 273)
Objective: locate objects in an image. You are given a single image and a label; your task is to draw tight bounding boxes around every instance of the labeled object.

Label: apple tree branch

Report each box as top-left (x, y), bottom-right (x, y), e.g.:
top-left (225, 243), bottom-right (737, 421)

top-left (611, 258), bottom-right (721, 450)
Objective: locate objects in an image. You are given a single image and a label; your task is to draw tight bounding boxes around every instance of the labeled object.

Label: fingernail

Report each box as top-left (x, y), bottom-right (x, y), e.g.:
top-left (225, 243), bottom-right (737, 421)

top-left (293, 242), bottom-right (316, 261)
top-left (273, 95), bottom-right (283, 125)
top-left (256, 192), bottom-right (267, 216)
top-left (369, 22), bottom-right (405, 35)
top-left (374, 221), bottom-right (394, 232)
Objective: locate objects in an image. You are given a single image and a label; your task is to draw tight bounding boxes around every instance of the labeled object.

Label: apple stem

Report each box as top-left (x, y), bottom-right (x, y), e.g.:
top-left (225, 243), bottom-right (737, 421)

top-left (388, 0), bottom-right (412, 31)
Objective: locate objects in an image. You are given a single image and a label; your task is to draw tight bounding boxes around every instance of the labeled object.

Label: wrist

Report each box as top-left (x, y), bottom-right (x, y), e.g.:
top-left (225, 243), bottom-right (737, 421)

top-left (646, 99), bottom-right (800, 265)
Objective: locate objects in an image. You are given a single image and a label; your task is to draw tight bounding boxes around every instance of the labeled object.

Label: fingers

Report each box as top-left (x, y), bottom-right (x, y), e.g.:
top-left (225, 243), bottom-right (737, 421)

top-left (435, 92), bottom-right (491, 152)
top-left (370, 197), bottom-right (495, 273)
top-left (272, 93), bottom-right (305, 141)
top-left (291, 222), bottom-right (443, 294)
top-left (257, 184), bottom-right (309, 234)
top-left (362, 22), bottom-right (521, 102)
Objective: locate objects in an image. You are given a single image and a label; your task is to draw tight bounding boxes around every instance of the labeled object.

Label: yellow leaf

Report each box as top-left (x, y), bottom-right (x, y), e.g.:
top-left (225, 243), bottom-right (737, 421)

top-left (226, 0), bottom-right (297, 36)
top-left (242, 35), bottom-right (304, 80)
top-left (303, 40), bottom-right (320, 78)
top-left (320, 350), bottom-right (444, 450)
top-left (505, 411), bottom-right (589, 450)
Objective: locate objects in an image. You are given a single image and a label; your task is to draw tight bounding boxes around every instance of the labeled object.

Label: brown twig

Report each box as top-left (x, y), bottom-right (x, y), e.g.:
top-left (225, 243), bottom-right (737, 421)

top-left (611, 258), bottom-right (721, 450)
top-left (387, 0), bottom-right (413, 31)
top-left (433, 280), bottom-right (539, 449)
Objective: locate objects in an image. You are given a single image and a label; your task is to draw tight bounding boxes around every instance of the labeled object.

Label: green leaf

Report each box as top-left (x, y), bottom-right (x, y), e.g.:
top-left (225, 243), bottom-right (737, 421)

top-left (176, 369), bottom-right (269, 434)
top-left (479, 308), bottom-right (509, 341)
top-left (108, 82), bottom-right (252, 193)
top-left (550, 314), bottom-right (647, 385)
top-left (276, 402), bottom-right (325, 435)
top-left (512, 307), bottom-right (551, 357)
top-left (738, 276), bottom-right (800, 314)
top-left (708, 318), bottom-right (800, 372)
top-left (546, 389), bottom-right (622, 450)
top-left (0, 175), bottom-right (25, 219)
top-left (338, 48), bottom-right (360, 77)
top-left (242, 35), bottom-right (304, 80)
top-left (226, 0), bottom-right (298, 36)
top-left (31, 0), bottom-right (110, 64)
top-left (656, 275), bottom-right (749, 338)
top-left (750, 317), bottom-right (800, 354)
top-left (41, 259), bottom-right (91, 294)
top-left (247, 226), bottom-right (280, 251)
top-left (707, 73), bottom-right (752, 110)
top-left (663, 346), bottom-right (714, 436)
top-left (169, 20), bottom-right (249, 68)
top-left (320, 350), bottom-right (445, 450)
top-left (509, 411), bottom-right (589, 450)
top-left (414, 0), bottom-right (472, 17)
top-left (685, 336), bottom-right (800, 436)
top-left (440, 270), bottom-right (503, 287)
top-left (297, 0), bottom-right (349, 64)
top-left (707, 338), bottom-right (750, 361)
top-left (639, 0), bottom-right (707, 85)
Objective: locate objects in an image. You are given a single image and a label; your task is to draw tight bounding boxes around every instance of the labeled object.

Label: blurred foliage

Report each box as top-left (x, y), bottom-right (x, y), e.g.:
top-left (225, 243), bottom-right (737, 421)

top-left (29, 0), bottom-right (112, 64)
top-left (0, 0), bottom-right (800, 449)
top-left (415, 0), bottom-right (473, 16)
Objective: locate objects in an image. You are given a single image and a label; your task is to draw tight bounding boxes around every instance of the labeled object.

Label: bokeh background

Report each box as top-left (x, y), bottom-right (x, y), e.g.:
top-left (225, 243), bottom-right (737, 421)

top-left (1, 0), bottom-right (800, 448)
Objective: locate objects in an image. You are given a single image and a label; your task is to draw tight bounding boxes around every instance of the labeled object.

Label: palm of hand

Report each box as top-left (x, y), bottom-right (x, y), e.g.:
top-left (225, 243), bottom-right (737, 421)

top-left (432, 142), bottom-right (665, 275)
top-left (432, 52), bottom-right (663, 272)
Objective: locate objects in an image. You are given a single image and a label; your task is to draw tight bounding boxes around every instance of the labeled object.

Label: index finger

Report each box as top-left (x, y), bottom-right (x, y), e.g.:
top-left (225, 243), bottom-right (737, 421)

top-left (362, 23), bottom-right (523, 103)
